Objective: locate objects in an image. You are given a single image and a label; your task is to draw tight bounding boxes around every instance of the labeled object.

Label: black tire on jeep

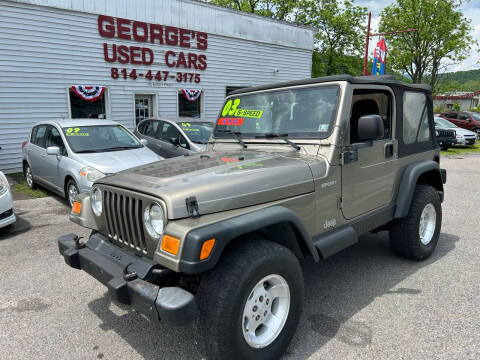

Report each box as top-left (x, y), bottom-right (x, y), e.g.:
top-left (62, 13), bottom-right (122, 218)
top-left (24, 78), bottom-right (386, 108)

top-left (390, 185), bottom-right (442, 260)
top-left (196, 238), bottom-right (304, 360)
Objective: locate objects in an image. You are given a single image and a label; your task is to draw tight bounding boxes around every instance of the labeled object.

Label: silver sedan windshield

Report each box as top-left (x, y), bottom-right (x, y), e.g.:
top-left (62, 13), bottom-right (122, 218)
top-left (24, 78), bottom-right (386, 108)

top-left (62, 125), bottom-right (141, 153)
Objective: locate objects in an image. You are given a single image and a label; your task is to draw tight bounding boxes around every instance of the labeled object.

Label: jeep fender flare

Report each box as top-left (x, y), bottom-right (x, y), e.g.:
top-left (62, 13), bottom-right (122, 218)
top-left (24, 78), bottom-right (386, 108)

top-left (179, 206), bottom-right (319, 274)
top-left (394, 160), bottom-right (445, 219)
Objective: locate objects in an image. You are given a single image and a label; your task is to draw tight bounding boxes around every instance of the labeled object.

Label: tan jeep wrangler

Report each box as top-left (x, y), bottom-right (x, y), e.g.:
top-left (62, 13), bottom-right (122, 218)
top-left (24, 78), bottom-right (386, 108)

top-left (59, 75), bottom-right (446, 360)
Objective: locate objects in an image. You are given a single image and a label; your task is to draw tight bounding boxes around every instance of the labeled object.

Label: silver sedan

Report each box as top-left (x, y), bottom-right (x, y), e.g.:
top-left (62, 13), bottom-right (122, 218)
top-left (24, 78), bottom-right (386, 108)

top-left (22, 119), bottom-right (162, 206)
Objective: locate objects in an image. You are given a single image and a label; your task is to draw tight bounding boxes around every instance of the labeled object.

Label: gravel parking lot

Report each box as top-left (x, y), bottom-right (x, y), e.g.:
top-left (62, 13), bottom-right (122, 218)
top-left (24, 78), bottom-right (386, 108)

top-left (0, 155), bottom-right (479, 360)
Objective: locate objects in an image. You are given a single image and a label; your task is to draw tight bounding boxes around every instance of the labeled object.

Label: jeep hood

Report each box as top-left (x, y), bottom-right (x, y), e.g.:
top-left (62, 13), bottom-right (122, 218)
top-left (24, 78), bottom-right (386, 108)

top-left (97, 151), bottom-right (325, 219)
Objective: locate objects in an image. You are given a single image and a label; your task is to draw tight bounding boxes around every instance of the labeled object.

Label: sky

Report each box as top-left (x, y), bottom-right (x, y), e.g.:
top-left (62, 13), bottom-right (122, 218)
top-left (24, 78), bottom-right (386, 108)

top-left (356, 0), bottom-right (480, 73)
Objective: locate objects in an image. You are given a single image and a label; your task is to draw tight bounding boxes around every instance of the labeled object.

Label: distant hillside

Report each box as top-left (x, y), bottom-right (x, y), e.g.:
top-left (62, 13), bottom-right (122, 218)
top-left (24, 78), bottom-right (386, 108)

top-left (437, 69), bottom-right (480, 84)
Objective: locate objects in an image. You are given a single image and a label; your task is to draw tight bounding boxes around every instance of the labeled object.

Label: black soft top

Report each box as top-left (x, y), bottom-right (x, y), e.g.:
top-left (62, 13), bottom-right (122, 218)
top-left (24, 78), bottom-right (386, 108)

top-left (230, 75), bottom-right (431, 96)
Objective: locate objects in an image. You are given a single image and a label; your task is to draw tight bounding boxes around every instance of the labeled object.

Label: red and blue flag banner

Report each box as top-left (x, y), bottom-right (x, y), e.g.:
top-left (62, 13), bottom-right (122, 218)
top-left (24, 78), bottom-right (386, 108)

top-left (71, 86), bottom-right (105, 102)
top-left (372, 38), bottom-right (386, 76)
top-left (182, 89), bottom-right (202, 102)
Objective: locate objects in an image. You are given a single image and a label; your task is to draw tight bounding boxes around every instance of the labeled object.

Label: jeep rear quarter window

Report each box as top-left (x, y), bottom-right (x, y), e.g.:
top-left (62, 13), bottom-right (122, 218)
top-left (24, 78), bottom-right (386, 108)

top-left (403, 92), bottom-right (431, 144)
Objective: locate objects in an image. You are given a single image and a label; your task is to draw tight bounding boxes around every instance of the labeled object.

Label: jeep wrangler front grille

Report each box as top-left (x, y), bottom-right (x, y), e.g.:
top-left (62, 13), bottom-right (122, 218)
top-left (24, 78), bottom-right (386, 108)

top-left (103, 190), bottom-right (147, 254)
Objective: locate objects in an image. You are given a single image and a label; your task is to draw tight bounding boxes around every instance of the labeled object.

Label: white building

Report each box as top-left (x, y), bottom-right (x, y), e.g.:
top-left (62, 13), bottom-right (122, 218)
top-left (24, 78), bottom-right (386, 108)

top-left (433, 91), bottom-right (480, 111)
top-left (0, 0), bottom-right (314, 173)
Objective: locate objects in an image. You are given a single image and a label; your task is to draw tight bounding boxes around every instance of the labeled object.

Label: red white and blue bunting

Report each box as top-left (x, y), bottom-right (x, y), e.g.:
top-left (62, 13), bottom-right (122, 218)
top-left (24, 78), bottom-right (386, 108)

top-left (182, 89), bottom-right (202, 102)
top-left (71, 85), bottom-right (105, 102)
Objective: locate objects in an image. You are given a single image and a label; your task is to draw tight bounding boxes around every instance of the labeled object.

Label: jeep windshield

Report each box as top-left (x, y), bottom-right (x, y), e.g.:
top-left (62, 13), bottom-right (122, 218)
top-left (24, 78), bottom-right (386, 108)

top-left (62, 125), bottom-right (142, 153)
top-left (214, 85), bottom-right (339, 139)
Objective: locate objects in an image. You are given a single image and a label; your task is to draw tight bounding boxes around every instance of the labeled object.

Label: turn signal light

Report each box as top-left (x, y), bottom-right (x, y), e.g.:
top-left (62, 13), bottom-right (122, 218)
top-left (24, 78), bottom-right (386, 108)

top-left (72, 201), bottom-right (82, 214)
top-left (161, 235), bottom-right (180, 255)
top-left (200, 238), bottom-right (216, 260)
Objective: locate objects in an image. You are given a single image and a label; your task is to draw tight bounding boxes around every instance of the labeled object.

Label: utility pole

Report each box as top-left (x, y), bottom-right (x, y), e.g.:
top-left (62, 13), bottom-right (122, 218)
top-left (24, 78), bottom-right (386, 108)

top-left (363, 11), bottom-right (418, 76)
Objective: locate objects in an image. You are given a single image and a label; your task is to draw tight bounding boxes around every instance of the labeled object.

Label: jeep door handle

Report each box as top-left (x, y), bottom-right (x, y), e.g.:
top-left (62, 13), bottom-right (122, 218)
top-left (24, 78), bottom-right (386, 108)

top-left (384, 142), bottom-right (394, 158)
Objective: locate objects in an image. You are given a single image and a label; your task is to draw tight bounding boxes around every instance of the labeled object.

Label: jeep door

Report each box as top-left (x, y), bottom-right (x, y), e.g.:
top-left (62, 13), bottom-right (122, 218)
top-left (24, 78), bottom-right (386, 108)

top-left (341, 88), bottom-right (397, 219)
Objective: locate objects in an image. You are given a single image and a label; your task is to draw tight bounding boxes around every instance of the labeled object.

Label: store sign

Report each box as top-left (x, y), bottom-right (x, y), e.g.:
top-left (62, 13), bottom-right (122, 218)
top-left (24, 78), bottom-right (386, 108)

top-left (98, 15), bottom-right (208, 83)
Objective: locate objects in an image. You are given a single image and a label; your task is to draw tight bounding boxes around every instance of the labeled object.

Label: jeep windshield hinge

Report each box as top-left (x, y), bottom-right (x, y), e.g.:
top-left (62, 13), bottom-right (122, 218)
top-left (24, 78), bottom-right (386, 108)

top-left (341, 149), bottom-right (358, 164)
top-left (186, 196), bottom-right (200, 218)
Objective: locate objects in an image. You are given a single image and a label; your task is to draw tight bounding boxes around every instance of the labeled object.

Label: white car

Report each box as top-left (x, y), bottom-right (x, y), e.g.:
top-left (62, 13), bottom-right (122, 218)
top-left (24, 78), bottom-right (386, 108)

top-left (0, 171), bottom-right (15, 229)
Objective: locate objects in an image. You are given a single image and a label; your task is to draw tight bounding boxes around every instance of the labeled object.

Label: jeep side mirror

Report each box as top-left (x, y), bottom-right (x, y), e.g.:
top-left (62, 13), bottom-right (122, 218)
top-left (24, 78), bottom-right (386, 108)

top-left (357, 115), bottom-right (384, 141)
top-left (169, 137), bottom-right (180, 146)
top-left (46, 146), bottom-right (61, 156)
top-left (140, 138), bottom-right (148, 146)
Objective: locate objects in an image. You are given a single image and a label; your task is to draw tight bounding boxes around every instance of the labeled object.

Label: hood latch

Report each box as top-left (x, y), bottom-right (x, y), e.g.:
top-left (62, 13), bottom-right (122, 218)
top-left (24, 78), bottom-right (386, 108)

top-left (186, 196), bottom-right (200, 218)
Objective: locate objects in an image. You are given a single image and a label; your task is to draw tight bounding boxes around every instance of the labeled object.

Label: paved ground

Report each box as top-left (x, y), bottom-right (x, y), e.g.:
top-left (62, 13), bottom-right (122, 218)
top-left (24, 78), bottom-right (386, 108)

top-left (0, 155), bottom-right (479, 360)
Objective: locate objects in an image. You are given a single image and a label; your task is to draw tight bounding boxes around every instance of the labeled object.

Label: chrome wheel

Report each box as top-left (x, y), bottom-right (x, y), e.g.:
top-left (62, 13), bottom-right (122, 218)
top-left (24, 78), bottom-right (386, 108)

top-left (68, 182), bottom-right (78, 207)
top-left (242, 274), bottom-right (290, 349)
top-left (25, 165), bottom-right (33, 188)
top-left (419, 203), bottom-right (436, 245)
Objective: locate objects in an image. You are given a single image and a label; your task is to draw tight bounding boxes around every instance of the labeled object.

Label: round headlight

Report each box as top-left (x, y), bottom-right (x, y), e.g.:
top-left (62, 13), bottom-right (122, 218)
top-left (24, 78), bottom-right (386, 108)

top-left (144, 202), bottom-right (165, 239)
top-left (91, 187), bottom-right (103, 216)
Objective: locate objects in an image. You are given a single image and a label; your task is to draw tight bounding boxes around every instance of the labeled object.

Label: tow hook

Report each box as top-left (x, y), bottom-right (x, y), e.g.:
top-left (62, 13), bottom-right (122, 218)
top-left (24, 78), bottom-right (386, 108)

top-left (123, 263), bottom-right (138, 281)
top-left (74, 236), bottom-right (85, 250)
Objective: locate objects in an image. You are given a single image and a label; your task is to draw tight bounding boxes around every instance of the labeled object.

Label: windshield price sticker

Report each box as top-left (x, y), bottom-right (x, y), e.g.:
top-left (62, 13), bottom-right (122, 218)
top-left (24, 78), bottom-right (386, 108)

top-left (222, 99), bottom-right (263, 118)
top-left (65, 127), bottom-right (90, 137)
top-left (218, 117), bottom-right (244, 126)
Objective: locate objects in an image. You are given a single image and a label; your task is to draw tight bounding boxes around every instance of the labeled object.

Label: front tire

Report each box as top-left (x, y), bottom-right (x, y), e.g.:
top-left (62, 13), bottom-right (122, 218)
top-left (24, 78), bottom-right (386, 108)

top-left (390, 185), bottom-right (442, 260)
top-left (66, 179), bottom-right (79, 207)
top-left (196, 239), bottom-right (304, 360)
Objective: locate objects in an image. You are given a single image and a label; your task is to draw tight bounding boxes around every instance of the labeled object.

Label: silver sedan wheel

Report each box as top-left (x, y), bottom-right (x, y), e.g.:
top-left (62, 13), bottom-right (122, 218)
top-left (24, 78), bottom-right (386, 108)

top-left (242, 274), bottom-right (290, 349)
top-left (67, 183), bottom-right (78, 207)
top-left (25, 165), bottom-right (33, 188)
top-left (419, 203), bottom-right (436, 245)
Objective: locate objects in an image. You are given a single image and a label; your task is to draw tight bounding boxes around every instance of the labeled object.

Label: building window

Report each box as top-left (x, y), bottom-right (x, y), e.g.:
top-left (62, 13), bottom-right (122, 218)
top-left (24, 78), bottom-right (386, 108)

top-left (178, 89), bottom-right (202, 118)
top-left (69, 86), bottom-right (106, 119)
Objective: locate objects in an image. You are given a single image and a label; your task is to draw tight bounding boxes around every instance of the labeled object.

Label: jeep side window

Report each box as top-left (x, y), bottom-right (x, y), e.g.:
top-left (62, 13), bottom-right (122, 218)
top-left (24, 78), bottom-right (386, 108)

top-left (458, 113), bottom-right (469, 121)
top-left (403, 92), bottom-right (431, 144)
top-left (350, 90), bottom-right (392, 143)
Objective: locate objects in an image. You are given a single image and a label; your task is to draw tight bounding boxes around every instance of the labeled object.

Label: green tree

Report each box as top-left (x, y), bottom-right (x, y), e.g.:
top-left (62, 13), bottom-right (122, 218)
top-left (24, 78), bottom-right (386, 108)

top-left (379, 0), bottom-right (474, 88)
top-left (206, 0), bottom-right (297, 20)
top-left (207, 0), bottom-right (368, 77)
top-left (298, 0), bottom-right (367, 76)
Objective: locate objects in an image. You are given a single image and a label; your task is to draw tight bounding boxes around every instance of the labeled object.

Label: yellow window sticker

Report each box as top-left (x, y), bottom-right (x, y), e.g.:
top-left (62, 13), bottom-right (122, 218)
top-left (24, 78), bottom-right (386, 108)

top-left (66, 127), bottom-right (89, 136)
top-left (234, 109), bottom-right (263, 118)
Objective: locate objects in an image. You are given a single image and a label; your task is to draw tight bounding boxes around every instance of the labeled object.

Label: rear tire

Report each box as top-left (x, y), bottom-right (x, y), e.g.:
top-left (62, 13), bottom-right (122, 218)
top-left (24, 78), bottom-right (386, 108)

top-left (196, 239), bottom-right (304, 360)
top-left (23, 163), bottom-right (35, 189)
top-left (390, 185), bottom-right (442, 260)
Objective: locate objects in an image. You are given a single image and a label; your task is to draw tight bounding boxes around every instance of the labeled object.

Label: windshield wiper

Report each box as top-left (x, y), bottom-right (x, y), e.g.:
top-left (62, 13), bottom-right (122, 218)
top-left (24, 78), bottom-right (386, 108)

top-left (216, 130), bottom-right (247, 149)
top-left (101, 146), bottom-right (141, 151)
top-left (256, 133), bottom-right (300, 151)
top-left (74, 149), bottom-right (104, 153)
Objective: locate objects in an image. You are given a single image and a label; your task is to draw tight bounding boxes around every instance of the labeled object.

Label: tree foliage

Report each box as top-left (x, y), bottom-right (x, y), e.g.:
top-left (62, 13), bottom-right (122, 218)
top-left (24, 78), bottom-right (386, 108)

top-left (206, 0), bottom-right (368, 77)
top-left (298, 0), bottom-right (367, 76)
top-left (379, 0), bottom-right (474, 88)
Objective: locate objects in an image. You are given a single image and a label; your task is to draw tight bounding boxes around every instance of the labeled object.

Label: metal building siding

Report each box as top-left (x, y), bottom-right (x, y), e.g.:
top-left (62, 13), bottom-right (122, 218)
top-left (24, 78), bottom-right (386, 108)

top-left (0, 0), bottom-right (312, 173)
